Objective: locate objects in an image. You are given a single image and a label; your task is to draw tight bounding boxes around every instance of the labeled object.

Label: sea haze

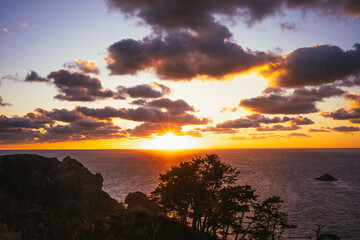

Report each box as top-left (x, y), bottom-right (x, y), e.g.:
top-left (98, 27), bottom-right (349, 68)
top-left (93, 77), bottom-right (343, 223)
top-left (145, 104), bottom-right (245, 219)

top-left (1, 149), bottom-right (359, 239)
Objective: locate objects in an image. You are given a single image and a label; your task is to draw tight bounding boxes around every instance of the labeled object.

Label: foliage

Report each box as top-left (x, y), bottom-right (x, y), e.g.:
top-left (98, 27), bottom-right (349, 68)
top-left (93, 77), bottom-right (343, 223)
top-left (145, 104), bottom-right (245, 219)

top-left (151, 154), bottom-right (296, 240)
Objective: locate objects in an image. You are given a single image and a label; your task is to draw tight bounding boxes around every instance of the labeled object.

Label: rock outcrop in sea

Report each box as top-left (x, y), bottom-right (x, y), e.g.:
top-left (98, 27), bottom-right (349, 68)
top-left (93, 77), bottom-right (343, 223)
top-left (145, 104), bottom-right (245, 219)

top-left (314, 173), bottom-right (338, 181)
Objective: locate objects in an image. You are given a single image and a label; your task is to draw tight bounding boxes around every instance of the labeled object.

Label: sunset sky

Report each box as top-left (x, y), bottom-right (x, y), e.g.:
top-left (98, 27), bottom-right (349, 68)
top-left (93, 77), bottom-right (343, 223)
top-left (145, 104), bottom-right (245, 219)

top-left (1, 0), bottom-right (360, 149)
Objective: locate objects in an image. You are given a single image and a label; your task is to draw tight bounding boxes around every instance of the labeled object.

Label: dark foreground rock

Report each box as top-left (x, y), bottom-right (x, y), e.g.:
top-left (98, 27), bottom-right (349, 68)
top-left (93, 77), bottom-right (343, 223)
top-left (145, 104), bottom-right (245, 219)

top-left (0, 154), bottom-right (214, 240)
top-left (315, 173), bottom-right (338, 181)
top-left (125, 191), bottom-right (163, 215)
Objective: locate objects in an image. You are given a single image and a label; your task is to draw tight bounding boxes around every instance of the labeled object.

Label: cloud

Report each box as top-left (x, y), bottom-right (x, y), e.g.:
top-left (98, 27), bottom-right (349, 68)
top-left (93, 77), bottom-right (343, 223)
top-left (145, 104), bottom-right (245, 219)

top-left (216, 118), bottom-right (260, 129)
top-left (106, 24), bottom-right (276, 81)
top-left (309, 128), bottom-right (331, 133)
top-left (350, 119), bottom-right (360, 124)
top-left (286, 133), bottom-right (309, 138)
top-left (47, 69), bottom-right (114, 101)
top-left (41, 118), bottom-right (125, 142)
top-left (336, 75), bottom-right (360, 87)
top-left (0, 115), bottom-right (46, 129)
top-left (320, 92), bottom-right (360, 123)
top-left (0, 111), bottom-right (125, 144)
top-left (25, 71), bottom-right (49, 82)
top-left (216, 114), bottom-right (293, 129)
top-left (262, 44), bottom-right (360, 88)
top-left (0, 96), bottom-right (11, 107)
top-left (287, 116), bottom-right (314, 125)
top-left (114, 82), bottom-right (171, 99)
top-left (105, 0), bottom-right (360, 82)
top-left (197, 126), bottom-right (238, 134)
top-left (26, 108), bottom-right (83, 123)
top-left (126, 122), bottom-right (182, 137)
top-left (106, 0), bottom-right (360, 29)
top-left (144, 98), bottom-right (194, 115)
top-left (239, 85), bottom-right (344, 114)
top-left (321, 108), bottom-right (360, 120)
top-left (206, 114), bottom-right (312, 134)
top-left (76, 103), bottom-right (210, 125)
top-left (0, 127), bottom-right (41, 144)
top-left (130, 99), bottom-right (148, 105)
top-left (64, 59), bottom-right (100, 74)
top-left (280, 21), bottom-right (300, 32)
top-left (220, 107), bottom-right (238, 113)
top-left (344, 92), bottom-right (360, 108)
top-left (332, 126), bottom-right (360, 132)
top-left (2, 73), bottom-right (20, 81)
top-left (256, 125), bottom-right (301, 131)
top-left (0, 98), bottom-right (209, 144)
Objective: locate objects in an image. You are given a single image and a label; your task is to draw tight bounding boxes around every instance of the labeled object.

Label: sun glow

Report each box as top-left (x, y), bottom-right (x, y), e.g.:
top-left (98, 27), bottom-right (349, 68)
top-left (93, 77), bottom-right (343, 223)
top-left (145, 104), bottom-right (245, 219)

top-left (143, 132), bottom-right (197, 150)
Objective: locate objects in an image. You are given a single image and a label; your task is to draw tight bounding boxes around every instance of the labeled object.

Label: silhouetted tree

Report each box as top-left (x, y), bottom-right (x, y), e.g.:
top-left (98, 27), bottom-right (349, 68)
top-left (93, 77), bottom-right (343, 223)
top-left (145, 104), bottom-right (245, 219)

top-left (151, 154), bottom-right (295, 240)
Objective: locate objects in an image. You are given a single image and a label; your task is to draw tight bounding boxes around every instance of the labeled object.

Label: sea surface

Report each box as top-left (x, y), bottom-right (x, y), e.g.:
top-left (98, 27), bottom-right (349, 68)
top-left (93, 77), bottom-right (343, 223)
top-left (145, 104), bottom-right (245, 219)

top-left (1, 149), bottom-right (360, 239)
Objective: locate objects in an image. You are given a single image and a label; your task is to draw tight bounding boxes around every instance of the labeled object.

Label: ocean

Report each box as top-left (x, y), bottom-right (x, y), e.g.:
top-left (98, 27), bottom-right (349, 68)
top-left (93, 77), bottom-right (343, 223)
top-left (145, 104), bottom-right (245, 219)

top-left (1, 149), bottom-right (359, 239)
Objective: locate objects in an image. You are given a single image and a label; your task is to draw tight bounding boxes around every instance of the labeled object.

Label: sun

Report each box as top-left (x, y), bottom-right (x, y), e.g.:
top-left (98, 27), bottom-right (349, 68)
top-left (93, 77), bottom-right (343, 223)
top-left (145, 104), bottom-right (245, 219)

top-left (143, 132), bottom-right (197, 150)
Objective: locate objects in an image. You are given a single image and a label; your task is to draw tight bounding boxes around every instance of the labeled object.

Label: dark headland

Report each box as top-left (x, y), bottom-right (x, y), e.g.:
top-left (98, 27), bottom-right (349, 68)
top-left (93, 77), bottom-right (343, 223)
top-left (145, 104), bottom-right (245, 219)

top-left (0, 154), bottom-right (209, 240)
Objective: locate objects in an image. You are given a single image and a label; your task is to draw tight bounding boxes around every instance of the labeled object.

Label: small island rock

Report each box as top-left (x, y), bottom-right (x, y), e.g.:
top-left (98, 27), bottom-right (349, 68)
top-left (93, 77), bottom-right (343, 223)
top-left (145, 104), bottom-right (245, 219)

top-left (315, 173), bottom-right (338, 181)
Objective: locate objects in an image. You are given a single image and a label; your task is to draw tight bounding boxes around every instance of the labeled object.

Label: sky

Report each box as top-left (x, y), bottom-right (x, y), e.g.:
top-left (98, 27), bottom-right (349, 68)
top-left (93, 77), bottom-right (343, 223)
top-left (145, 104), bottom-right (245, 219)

top-left (1, 0), bottom-right (360, 149)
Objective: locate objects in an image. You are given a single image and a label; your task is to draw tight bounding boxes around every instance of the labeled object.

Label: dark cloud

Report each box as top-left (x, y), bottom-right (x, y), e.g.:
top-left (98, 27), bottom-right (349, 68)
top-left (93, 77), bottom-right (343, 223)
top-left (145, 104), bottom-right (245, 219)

top-left (41, 119), bottom-right (125, 142)
top-left (76, 104), bottom-right (210, 125)
top-left (344, 92), bottom-right (360, 107)
top-left (63, 59), bottom-right (100, 74)
top-left (106, 24), bottom-right (276, 81)
top-left (216, 114), bottom-right (289, 129)
top-left (0, 127), bottom-right (41, 144)
top-left (332, 126), bottom-right (360, 132)
top-left (239, 85), bottom-right (344, 114)
top-left (335, 75), bottom-right (360, 87)
top-left (0, 113), bottom-right (125, 144)
top-left (0, 96), bottom-right (11, 107)
top-left (309, 128), bottom-right (331, 133)
top-left (126, 122), bottom-right (203, 138)
top-left (350, 119), bottom-right (360, 124)
top-left (262, 87), bottom-right (286, 94)
top-left (321, 92), bottom-right (360, 123)
top-left (114, 82), bottom-right (171, 99)
top-left (216, 118), bottom-right (260, 129)
top-left (0, 115), bottom-right (46, 129)
top-left (286, 133), bottom-right (309, 138)
top-left (206, 114), bottom-right (311, 134)
top-left (106, 0), bottom-right (360, 82)
top-left (256, 125), bottom-right (301, 131)
top-left (47, 70), bottom-right (114, 101)
top-left (262, 44), bottom-right (360, 87)
top-left (321, 108), bottom-right (360, 120)
top-left (126, 122), bottom-right (182, 137)
top-left (145, 98), bottom-right (194, 115)
top-left (75, 106), bottom-right (125, 120)
top-left (26, 108), bottom-right (83, 123)
top-left (25, 71), bottom-right (48, 82)
top-left (106, 0), bottom-right (360, 30)
top-left (288, 116), bottom-right (314, 125)
top-left (130, 99), bottom-right (148, 105)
